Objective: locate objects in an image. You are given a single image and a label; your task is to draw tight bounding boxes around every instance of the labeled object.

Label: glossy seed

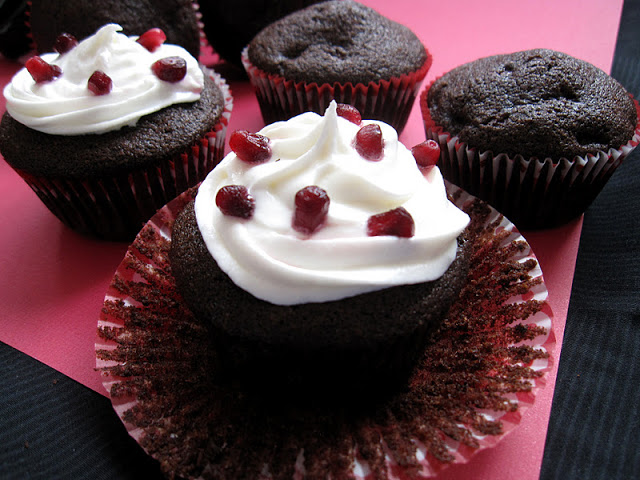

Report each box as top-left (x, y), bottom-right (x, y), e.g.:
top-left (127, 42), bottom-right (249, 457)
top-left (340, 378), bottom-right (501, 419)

top-left (293, 186), bottom-right (330, 235)
top-left (367, 207), bottom-right (415, 238)
top-left (354, 123), bottom-right (384, 161)
top-left (215, 185), bottom-right (255, 219)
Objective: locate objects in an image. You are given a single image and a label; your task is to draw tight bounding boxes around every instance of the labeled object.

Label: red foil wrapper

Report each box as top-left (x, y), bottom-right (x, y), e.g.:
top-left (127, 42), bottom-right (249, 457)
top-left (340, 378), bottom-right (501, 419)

top-left (241, 47), bottom-right (431, 134)
top-left (420, 84), bottom-right (640, 230)
top-left (11, 68), bottom-right (233, 241)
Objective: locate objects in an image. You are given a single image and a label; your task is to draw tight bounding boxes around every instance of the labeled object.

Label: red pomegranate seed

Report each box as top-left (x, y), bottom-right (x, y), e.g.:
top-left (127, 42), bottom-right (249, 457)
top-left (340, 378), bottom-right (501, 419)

top-left (336, 103), bottom-right (361, 125)
top-left (293, 186), bottom-right (330, 235)
top-left (354, 123), bottom-right (384, 161)
top-left (25, 56), bottom-right (62, 83)
top-left (229, 130), bottom-right (272, 164)
top-left (53, 33), bottom-right (78, 54)
top-left (411, 140), bottom-right (440, 169)
top-left (87, 71), bottom-right (112, 95)
top-left (151, 56), bottom-right (187, 82)
top-left (367, 207), bottom-right (415, 238)
top-left (137, 28), bottom-right (167, 52)
top-left (215, 185), bottom-right (255, 219)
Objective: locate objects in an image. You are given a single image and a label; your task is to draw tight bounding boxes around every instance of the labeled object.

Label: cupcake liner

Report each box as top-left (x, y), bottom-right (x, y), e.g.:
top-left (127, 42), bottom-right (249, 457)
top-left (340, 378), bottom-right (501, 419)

top-left (421, 85), bottom-right (640, 229)
top-left (96, 183), bottom-right (554, 479)
top-left (11, 68), bottom-right (232, 241)
top-left (241, 46), bottom-right (431, 134)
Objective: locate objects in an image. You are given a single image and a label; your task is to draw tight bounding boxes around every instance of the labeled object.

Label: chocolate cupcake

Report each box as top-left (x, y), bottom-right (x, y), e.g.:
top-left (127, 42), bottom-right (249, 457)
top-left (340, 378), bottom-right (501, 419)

top-left (0, 24), bottom-right (232, 240)
top-left (421, 48), bottom-right (640, 229)
top-left (97, 179), bottom-right (554, 479)
top-left (198, 0), bottom-right (322, 68)
top-left (242, 0), bottom-right (430, 133)
top-left (28, 0), bottom-right (202, 58)
top-left (169, 101), bottom-right (470, 393)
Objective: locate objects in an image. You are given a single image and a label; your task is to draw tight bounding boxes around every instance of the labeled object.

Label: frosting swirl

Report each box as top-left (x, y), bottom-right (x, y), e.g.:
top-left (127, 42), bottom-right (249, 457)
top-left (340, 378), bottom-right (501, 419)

top-left (195, 102), bottom-right (470, 305)
top-left (3, 24), bottom-right (204, 135)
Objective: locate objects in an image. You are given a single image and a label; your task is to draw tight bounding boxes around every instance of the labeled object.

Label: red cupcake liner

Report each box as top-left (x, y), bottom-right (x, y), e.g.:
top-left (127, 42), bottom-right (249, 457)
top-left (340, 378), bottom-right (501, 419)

top-left (96, 183), bottom-right (554, 479)
top-left (420, 84), bottom-right (640, 230)
top-left (12, 69), bottom-right (233, 241)
top-left (241, 47), bottom-right (431, 134)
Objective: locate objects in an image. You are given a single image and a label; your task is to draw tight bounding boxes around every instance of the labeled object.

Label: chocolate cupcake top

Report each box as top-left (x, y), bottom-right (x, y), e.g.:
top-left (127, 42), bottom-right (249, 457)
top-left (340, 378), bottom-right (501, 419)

top-left (427, 48), bottom-right (637, 160)
top-left (247, 0), bottom-right (427, 85)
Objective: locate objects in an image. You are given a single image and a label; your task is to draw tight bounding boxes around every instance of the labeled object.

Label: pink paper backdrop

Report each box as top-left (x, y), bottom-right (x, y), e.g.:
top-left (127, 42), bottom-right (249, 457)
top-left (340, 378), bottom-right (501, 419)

top-left (0, 0), bottom-right (624, 478)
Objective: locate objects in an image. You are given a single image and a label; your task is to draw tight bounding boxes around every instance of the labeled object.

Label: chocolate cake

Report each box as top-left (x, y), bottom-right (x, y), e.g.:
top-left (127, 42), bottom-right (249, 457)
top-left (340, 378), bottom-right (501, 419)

top-left (247, 0), bottom-right (427, 86)
top-left (170, 200), bottom-right (470, 392)
top-left (29, 0), bottom-right (201, 58)
top-left (426, 48), bottom-right (637, 161)
top-left (0, 75), bottom-right (224, 178)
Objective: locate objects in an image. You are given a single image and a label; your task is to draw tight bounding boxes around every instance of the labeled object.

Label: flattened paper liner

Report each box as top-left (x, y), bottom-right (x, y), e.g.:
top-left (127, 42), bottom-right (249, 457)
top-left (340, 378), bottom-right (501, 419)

top-left (96, 183), bottom-right (554, 479)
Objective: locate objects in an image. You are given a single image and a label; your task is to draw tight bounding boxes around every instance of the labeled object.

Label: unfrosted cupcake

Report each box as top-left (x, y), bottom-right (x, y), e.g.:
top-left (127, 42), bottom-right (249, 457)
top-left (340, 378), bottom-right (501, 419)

top-left (0, 24), bottom-right (232, 240)
top-left (28, 0), bottom-right (201, 58)
top-left (421, 48), bottom-right (640, 229)
top-left (170, 101), bottom-right (470, 392)
top-left (242, 0), bottom-right (430, 134)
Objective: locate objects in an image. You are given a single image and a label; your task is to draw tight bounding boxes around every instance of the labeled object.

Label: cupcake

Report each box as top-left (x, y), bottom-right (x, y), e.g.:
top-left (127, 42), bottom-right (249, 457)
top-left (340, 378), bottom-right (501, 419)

top-left (0, 24), bottom-right (232, 240)
top-left (242, 0), bottom-right (431, 134)
top-left (421, 48), bottom-right (640, 229)
top-left (169, 101), bottom-right (470, 393)
top-left (198, 0), bottom-right (322, 69)
top-left (28, 0), bottom-right (202, 58)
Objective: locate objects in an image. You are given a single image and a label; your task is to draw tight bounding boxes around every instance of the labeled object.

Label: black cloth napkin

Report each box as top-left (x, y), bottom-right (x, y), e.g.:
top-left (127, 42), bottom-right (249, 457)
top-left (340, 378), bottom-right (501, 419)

top-left (540, 0), bottom-right (640, 478)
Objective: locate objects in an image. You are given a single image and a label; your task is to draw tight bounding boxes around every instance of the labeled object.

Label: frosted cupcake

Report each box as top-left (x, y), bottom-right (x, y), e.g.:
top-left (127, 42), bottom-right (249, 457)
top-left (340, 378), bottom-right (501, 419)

top-left (170, 101), bottom-right (470, 392)
top-left (0, 24), bottom-right (232, 240)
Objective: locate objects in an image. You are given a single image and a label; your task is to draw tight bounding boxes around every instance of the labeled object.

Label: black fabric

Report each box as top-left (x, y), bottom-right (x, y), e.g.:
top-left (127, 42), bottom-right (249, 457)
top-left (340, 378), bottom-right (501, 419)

top-left (540, 0), bottom-right (640, 478)
top-left (0, 342), bottom-right (163, 479)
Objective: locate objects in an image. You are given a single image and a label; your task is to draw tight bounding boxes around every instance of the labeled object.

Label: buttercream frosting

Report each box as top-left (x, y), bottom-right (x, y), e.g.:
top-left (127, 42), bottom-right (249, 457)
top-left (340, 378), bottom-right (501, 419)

top-left (4, 24), bottom-right (204, 135)
top-left (195, 101), bottom-right (470, 305)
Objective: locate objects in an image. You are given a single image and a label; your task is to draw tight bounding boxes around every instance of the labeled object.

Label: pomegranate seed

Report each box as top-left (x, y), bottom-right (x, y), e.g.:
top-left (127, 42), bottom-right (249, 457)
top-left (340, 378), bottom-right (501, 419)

top-left (354, 124), bottom-right (384, 161)
top-left (137, 28), bottom-right (167, 52)
top-left (367, 207), bottom-right (415, 238)
top-left (229, 130), bottom-right (272, 164)
top-left (87, 71), bottom-right (112, 95)
top-left (411, 140), bottom-right (440, 169)
top-left (336, 103), bottom-right (361, 125)
top-left (25, 56), bottom-right (62, 83)
top-left (293, 186), bottom-right (330, 235)
top-left (215, 185), bottom-right (255, 219)
top-left (151, 56), bottom-right (187, 82)
top-left (53, 33), bottom-right (78, 54)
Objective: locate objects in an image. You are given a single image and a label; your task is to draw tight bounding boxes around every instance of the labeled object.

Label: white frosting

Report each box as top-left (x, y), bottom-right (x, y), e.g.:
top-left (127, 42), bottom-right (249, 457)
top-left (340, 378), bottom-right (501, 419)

top-left (3, 24), bottom-right (204, 135)
top-left (195, 102), bottom-right (470, 305)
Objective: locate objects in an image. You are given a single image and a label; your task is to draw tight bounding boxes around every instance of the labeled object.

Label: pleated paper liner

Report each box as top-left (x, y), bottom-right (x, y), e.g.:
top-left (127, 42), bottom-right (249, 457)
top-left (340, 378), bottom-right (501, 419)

top-left (96, 183), bottom-right (554, 479)
top-left (11, 68), bottom-right (233, 241)
top-left (241, 47), bottom-right (431, 135)
top-left (420, 86), bottom-right (640, 230)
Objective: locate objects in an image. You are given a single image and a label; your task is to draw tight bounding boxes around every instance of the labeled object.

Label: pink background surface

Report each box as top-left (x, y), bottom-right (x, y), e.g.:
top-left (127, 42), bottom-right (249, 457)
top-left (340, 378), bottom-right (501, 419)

top-left (0, 0), bottom-right (624, 478)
